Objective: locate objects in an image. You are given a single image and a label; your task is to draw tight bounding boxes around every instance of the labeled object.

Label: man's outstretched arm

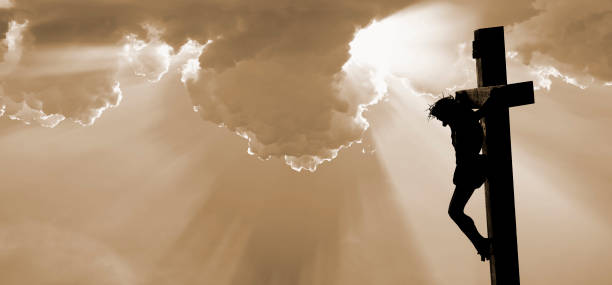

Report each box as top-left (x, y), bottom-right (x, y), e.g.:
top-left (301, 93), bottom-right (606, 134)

top-left (474, 88), bottom-right (504, 119)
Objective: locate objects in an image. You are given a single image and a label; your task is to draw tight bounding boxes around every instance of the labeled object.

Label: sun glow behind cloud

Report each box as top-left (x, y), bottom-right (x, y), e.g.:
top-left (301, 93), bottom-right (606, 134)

top-left (345, 3), bottom-right (478, 100)
top-left (347, 1), bottom-right (605, 114)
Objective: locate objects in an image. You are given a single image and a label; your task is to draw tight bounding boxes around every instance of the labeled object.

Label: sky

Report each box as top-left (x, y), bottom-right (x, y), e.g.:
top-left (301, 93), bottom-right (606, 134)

top-left (0, 0), bottom-right (611, 284)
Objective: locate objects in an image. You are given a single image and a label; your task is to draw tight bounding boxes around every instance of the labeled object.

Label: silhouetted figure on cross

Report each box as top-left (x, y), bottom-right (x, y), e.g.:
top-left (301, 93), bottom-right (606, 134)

top-left (429, 95), bottom-right (500, 262)
top-left (433, 26), bottom-right (534, 284)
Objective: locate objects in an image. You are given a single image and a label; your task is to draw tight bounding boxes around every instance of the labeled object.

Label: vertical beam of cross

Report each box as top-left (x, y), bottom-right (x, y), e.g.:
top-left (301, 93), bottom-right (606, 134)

top-left (474, 26), bottom-right (520, 285)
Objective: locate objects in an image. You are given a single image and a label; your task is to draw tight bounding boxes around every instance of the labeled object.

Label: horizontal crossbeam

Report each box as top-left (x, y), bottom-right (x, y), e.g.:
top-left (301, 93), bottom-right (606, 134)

top-left (455, 81), bottom-right (534, 109)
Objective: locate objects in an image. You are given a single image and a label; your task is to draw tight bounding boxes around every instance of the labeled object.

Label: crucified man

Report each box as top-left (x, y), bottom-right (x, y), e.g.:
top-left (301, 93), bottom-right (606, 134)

top-left (428, 94), bottom-right (499, 262)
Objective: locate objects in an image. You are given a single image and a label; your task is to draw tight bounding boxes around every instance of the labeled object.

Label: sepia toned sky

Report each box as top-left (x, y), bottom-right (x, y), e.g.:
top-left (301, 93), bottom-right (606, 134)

top-left (1, 0), bottom-right (611, 284)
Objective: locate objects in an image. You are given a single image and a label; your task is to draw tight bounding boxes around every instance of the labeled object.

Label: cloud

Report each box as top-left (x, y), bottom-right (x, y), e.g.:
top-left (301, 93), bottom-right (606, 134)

top-left (347, 0), bottom-right (608, 105)
top-left (175, 1), bottom-right (412, 171)
top-left (122, 24), bottom-right (174, 83)
top-left (3, 0), bottom-right (600, 169)
top-left (2, 0), bottom-right (467, 171)
top-left (528, 65), bottom-right (589, 91)
top-left (1, 1), bottom-right (408, 163)
top-left (186, 54), bottom-right (362, 172)
top-left (5, 99), bottom-right (66, 127)
top-left (0, 64), bottom-right (123, 127)
top-left (122, 25), bottom-right (211, 84)
top-left (13, 0), bottom-right (602, 170)
top-left (508, 0), bottom-right (612, 81)
top-left (0, 19), bottom-right (123, 127)
top-left (178, 39), bottom-right (211, 84)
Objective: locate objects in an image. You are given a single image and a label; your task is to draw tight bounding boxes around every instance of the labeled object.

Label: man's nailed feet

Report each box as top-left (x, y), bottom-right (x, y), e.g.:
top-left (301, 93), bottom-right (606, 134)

top-left (477, 238), bottom-right (491, 262)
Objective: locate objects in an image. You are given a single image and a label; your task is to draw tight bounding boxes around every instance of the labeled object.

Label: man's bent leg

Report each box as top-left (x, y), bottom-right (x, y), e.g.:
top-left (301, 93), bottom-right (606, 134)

top-left (448, 186), bottom-right (488, 257)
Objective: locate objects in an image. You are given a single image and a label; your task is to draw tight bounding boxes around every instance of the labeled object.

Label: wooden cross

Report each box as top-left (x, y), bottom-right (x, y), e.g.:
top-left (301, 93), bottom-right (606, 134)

top-left (455, 26), bottom-right (534, 285)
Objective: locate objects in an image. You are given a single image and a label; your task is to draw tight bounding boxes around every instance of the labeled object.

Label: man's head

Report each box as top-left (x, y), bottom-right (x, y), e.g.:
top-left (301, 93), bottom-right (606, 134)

top-left (428, 96), bottom-right (459, 126)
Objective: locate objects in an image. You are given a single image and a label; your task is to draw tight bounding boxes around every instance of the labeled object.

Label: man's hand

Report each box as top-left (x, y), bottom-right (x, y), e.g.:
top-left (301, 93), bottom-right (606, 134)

top-left (475, 88), bottom-right (504, 118)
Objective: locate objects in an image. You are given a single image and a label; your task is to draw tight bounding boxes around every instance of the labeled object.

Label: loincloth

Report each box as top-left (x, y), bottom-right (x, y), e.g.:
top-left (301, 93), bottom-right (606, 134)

top-left (453, 155), bottom-right (487, 188)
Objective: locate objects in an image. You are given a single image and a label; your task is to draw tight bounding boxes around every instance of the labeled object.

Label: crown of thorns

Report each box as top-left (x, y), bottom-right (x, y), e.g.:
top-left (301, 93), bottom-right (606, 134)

top-left (427, 95), bottom-right (458, 120)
